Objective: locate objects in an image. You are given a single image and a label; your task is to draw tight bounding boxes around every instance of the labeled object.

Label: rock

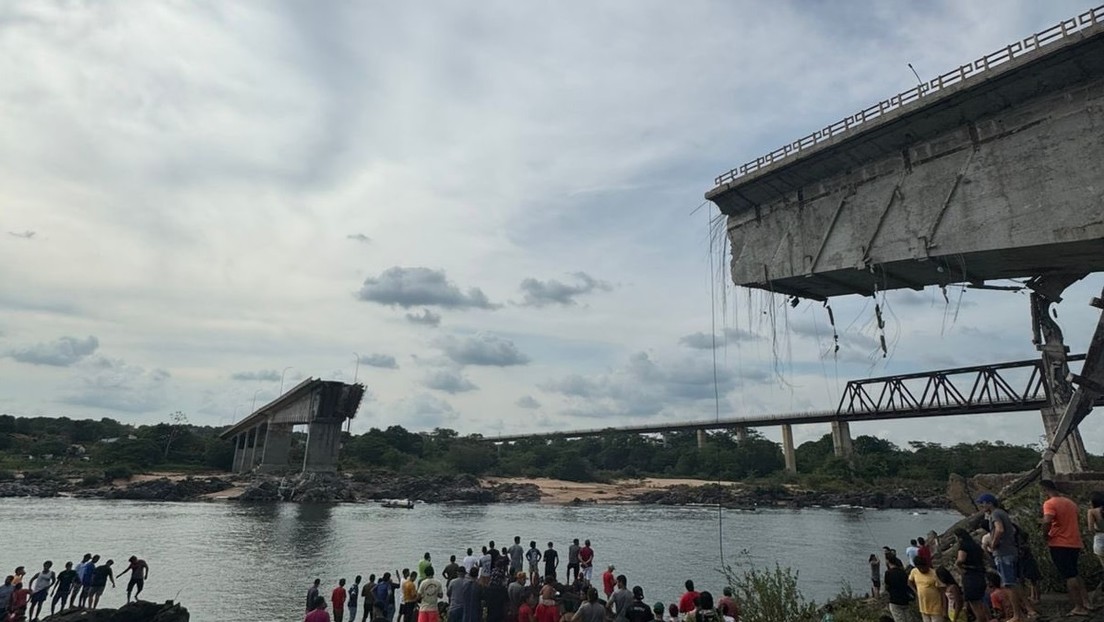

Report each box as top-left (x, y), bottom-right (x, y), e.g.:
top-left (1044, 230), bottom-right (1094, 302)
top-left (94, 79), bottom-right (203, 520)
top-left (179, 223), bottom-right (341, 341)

top-left (105, 477), bottom-right (231, 502)
top-left (43, 600), bottom-right (189, 621)
top-left (288, 472), bottom-right (357, 503)
top-left (239, 477), bottom-right (281, 502)
top-left (486, 482), bottom-right (542, 503)
top-left (0, 481), bottom-right (60, 498)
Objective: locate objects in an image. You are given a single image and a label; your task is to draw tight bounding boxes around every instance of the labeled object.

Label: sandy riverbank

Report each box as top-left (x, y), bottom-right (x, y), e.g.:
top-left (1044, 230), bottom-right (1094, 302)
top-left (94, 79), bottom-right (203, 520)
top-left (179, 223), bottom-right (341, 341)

top-left (481, 476), bottom-right (745, 504)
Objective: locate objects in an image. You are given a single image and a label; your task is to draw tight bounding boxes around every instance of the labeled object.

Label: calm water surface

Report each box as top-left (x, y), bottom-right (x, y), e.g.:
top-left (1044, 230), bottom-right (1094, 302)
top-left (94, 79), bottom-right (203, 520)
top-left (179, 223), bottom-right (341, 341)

top-left (6, 499), bottom-right (957, 620)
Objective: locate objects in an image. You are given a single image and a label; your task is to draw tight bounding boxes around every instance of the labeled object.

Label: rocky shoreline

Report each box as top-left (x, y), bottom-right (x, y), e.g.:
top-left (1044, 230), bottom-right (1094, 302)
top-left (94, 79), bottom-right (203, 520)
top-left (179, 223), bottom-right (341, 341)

top-left (629, 482), bottom-right (948, 509)
top-left (0, 471), bottom-right (952, 509)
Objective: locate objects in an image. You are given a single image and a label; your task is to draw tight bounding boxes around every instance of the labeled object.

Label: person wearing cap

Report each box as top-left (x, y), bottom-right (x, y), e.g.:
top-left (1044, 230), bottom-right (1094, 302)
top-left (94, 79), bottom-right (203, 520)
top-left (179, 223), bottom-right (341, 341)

top-left (976, 492), bottom-right (1037, 621)
top-left (1041, 479), bottom-right (1092, 617)
top-left (601, 566), bottom-right (616, 599)
top-left (652, 603), bottom-right (665, 622)
top-left (622, 586), bottom-right (653, 622)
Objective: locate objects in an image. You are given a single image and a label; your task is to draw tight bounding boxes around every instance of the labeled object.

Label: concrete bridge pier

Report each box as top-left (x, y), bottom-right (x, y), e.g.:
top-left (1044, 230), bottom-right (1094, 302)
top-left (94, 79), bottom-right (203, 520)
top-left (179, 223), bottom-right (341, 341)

top-left (304, 420), bottom-right (342, 472)
top-left (831, 421), bottom-right (853, 458)
top-left (696, 429), bottom-right (706, 449)
top-left (259, 424), bottom-right (292, 472)
top-left (781, 424), bottom-right (797, 474)
top-left (734, 426), bottom-right (748, 442)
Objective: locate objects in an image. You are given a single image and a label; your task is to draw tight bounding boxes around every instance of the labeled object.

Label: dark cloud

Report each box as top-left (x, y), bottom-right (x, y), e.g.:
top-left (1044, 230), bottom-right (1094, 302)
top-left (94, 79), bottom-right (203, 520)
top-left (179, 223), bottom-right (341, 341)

top-left (518, 272), bottom-right (612, 307)
top-left (230, 369), bottom-right (281, 382)
top-left (357, 267), bottom-right (497, 309)
top-left (436, 334), bottom-right (530, 367)
top-left (515, 395), bottom-right (541, 409)
top-left (359, 353), bottom-right (399, 369)
top-left (423, 369), bottom-right (478, 394)
top-left (542, 351), bottom-right (767, 419)
top-left (7, 230), bottom-right (35, 239)
top-left (7, 335), bottom-right (99, 366)
top-left (61, 356), bottom-right (171, 413)
top-left (405, 308), bottom-right (442, 327)
top-left (679, 328), bottom-right (764, 349)
top-left (347, 233), bottom-right (371, 244)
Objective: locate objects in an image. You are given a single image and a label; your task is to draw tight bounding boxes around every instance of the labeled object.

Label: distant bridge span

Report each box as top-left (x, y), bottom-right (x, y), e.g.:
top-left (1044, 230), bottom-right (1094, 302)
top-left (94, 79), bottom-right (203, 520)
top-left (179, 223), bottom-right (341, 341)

top-left (486, 355), bottom-right (1102, 473)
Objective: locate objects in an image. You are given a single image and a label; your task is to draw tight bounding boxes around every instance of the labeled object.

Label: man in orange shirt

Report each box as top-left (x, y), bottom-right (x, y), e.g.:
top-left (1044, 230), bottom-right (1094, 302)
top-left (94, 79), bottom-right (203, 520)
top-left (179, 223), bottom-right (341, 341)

top-left (1041, 479), bottom-right (1092, 616)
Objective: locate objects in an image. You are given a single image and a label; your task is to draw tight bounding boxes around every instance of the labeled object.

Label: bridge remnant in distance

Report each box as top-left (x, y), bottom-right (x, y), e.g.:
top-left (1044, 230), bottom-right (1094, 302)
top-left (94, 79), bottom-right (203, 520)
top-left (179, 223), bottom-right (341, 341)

top-left (220, 378), bottom-right (365, 473)
top-left (706, 7), bottom-right (1104, 473)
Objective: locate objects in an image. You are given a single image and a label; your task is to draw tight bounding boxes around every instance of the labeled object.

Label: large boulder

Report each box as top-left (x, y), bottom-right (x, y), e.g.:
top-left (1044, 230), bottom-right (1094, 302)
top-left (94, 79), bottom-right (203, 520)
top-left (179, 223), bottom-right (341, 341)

top-left (43, 600), bottom-right (188, 622)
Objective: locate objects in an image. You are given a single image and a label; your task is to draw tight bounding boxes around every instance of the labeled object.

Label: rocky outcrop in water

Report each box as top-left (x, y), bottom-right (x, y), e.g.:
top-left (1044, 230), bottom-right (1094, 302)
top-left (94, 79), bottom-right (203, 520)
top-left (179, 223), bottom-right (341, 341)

top-left (98, 477), bottom-right (231, 501)
top-left (43, 600), bottom-right (188, 621)
top-left (633, 483), bottom-right (947, 509)
top-left (0, 481), bottom-right (60, 498)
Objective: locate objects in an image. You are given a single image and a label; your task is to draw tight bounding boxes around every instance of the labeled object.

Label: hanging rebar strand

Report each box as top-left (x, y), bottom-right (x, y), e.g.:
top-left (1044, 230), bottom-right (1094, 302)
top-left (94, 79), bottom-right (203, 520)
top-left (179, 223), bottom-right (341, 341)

top-left (875, 303), bottom-right (888, 358)
top-left (823, 300), bottom-right (839, 354)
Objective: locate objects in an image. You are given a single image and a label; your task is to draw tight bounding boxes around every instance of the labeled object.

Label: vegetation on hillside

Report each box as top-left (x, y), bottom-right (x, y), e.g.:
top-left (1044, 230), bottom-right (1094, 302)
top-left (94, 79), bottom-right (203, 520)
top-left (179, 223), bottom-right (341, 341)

top-left (0, 412), bottom-right (1059, 487)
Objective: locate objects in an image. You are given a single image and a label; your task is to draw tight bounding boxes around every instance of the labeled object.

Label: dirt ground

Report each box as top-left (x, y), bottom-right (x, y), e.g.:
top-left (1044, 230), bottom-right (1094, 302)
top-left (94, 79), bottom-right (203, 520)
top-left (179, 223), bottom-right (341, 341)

top-left (482, 476), bottom-right (742, 504)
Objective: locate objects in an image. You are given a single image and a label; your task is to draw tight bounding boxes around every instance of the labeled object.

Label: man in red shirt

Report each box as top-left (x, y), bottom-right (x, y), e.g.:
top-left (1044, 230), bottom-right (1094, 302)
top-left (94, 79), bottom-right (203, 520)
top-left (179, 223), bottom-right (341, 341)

top-left (1041, 480), bottom-right (1092, 617)
top-left (678, 580), bottom-right (699, 615)
top-left (332, 578), bottom-right (348, 622)
top-left (601, 566), bottom-right (616, 599)
top-left (578, 541), bottom-right (594, 584)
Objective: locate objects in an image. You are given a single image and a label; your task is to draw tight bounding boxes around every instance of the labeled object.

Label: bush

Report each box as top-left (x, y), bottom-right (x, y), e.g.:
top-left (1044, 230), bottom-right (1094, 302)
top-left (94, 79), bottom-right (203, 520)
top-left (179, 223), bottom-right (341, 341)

top-left (724, 557), bottom-right (818, 622)
top-left (104, 465), bottom-right (133, 480)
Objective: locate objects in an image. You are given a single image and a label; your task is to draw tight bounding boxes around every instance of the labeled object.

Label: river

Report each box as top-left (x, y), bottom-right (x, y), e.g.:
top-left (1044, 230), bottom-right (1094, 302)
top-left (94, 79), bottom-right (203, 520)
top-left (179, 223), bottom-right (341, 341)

top-left (1, 499), bottom-right (957, 620)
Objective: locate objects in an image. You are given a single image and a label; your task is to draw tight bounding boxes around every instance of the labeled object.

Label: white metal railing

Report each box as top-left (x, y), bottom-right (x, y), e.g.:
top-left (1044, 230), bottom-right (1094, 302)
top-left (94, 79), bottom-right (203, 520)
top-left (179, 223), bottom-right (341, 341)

top-left (712, 4), bottom-right (1104, 187)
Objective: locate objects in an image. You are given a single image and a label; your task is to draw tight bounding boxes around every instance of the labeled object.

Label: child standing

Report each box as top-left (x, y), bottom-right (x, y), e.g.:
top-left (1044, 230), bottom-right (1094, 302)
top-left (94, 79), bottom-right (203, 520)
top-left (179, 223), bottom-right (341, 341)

top-left (935, 567), bottom-right (963, 622)
top-left (986, 572), bottom-right (1009, 621)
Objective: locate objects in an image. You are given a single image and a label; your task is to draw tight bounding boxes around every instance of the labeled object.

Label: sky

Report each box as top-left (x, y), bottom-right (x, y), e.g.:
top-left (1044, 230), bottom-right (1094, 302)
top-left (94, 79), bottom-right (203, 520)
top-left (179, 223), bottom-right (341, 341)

top-left (1, 1), bottom-right (1102, 452)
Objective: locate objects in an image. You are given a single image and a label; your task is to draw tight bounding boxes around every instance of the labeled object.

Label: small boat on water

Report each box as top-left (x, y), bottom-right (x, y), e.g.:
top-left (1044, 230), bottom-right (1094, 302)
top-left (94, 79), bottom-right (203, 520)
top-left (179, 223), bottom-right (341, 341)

top-left (381, 499), bottom-right (414, 509)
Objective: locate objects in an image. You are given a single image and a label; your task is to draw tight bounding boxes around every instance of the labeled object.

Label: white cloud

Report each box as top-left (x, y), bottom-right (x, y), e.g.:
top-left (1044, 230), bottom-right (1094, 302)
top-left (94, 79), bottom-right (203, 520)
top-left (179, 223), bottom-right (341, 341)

top-left (359, 353), bottom-right (399, 369)
top-left (423, 369), bottom-right (478, 394)
top-left (0, 0), bottom-right (1098, 454)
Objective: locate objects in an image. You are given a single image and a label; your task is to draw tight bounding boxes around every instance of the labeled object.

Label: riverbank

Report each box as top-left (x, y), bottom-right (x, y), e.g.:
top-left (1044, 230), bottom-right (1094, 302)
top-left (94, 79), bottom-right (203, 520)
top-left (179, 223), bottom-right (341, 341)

top-left (0, 469), bottom-right (951, 508)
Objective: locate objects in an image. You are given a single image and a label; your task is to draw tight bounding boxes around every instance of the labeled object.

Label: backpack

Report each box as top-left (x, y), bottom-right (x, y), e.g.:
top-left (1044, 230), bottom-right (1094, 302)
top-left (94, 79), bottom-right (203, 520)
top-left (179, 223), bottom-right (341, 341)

top-left (1010, 520), bottom-right (1032, 557)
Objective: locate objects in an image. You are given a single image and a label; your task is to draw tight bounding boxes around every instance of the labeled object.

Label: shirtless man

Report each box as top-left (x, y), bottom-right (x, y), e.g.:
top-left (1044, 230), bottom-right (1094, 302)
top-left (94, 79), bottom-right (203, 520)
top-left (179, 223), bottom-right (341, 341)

top-left (117, 556), bottom-right (149, 602)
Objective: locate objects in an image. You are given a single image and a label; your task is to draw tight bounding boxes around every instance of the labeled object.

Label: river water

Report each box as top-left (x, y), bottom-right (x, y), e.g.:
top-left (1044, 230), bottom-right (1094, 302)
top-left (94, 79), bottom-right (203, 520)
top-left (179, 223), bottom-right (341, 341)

top-left (2, 499), bottom-right (956, 620)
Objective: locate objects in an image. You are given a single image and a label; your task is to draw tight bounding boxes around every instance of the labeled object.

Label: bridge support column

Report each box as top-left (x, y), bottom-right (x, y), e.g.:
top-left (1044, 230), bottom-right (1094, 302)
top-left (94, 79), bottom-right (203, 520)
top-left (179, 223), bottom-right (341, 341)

top-left (259, 423), bottom-right (292, 473)
top-left (696, 429), bottom-right (706, 449)
top-left (781, 424), bottom-right (797, 475)
top-left (304, 420), bottom-right (342, 472)
top-left (831, 421), bottom-right (853, 458)
top-left (734, 426), bottom-right (748, 442)
top-left (1031, 284), bottom-right (1089, 473)
top-left (246, 425), bottom-right (261, 471)
top-left (231, 433), bottom-right (244, 473)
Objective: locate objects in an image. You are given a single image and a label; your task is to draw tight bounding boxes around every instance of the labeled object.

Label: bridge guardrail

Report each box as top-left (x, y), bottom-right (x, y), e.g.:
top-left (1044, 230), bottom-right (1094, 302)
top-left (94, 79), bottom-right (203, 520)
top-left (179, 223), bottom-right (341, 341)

top-left (712, 4), bottom-right (1104, 187)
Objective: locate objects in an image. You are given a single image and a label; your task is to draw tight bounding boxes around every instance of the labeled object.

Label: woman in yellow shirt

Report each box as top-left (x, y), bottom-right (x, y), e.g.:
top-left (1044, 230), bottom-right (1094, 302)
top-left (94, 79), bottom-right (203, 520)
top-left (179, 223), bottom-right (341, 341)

top-left (908, 558), bottom-right (946, 622)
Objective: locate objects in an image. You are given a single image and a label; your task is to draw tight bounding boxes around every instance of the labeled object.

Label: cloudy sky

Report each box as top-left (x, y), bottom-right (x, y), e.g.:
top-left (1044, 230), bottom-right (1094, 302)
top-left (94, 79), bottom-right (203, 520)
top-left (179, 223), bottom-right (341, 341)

top-left (1, 1), bottom-right (1101, 451)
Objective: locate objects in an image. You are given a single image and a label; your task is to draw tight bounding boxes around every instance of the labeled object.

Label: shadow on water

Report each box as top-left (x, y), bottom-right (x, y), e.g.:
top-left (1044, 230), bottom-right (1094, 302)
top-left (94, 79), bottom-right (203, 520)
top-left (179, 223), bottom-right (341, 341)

top-left (291, 503), bottom-right (336, 561)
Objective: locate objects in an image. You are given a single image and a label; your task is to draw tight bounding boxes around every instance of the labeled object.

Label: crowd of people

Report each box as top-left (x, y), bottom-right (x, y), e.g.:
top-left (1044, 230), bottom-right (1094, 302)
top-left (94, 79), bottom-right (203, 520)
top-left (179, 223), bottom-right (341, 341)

top-left (867, 480), bottom-right (1102, 622)
top-left (0, 554), bottom-right (149, 621)
top-left (303, 537), bottom-right (739, 622)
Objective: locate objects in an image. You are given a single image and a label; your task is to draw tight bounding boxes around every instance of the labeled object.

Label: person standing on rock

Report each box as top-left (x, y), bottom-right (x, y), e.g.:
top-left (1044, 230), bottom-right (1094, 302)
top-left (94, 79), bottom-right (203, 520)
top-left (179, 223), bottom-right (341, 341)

top-left (606, 575), bottom-right (632, 622)
top-left (578, 541), bottom-right (594, 584)
top-left (904, 540), bottom-right (919, 569)
top-left (78, 554), bottom-right (98, 608)
top-left (953, 528), bottom-right (989, 622)
top-left (543, 543), bottom-right (559, 583)
top-left (526, 542), bottom-right (542, 586)
top-left (27, 560), bottom-right (55, 620)
top-left (509, 537), bottom-right (525, 576)
top-left (333, 578), bottom-right (348, 622)
top-left (1087, 491), bottom-right (1104, 598)
top-left (88, 559), bottom-right (115, 610)
top-left (348, 575), bottom-right (361, 622)
top-left (677, 581), bottom-right (699, 617)
top-left (117, 555), bottom-right (149, 602)
top-left (976, 492), bottom-right (1037, 621)
top-left (69, 554), bottom-right (90, 609)
top-left (601, 566), bottom-right (616, 599)
top-left (1041, 479), bottom-right (1093, 616)
top-left (444, 556), bottom-right (462, 584)
top-left (882, 554), bottom-right (910, 622)
top-left (308, 579), bottom-right (323, 613)
top-left (50, 561), bottom-right (77, 616)
top-left (402, 572), bottom-right (420, 622)
top-left (462, 549), bottom-right (477, 575)
top-left (419, 554), bottom-right (433, 581)
top-left (446, 566), bottom-right (472, 622)
top-left (566, 539), bottom-right (581, 584)
top-left (374, 572), bottom-right (399, 622)
top-left (867, 554), bottom-right (880, 599)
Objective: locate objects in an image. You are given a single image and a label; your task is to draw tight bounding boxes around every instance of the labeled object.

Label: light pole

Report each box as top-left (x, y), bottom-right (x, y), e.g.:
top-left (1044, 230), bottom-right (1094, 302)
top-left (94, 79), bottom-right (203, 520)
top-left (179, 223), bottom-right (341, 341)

top-left (280, 366), bottom-right (295, 393)
top-left (251, 388), bottom-right (264, 412)
top-left (353, 352), bottom-right (360, 384)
